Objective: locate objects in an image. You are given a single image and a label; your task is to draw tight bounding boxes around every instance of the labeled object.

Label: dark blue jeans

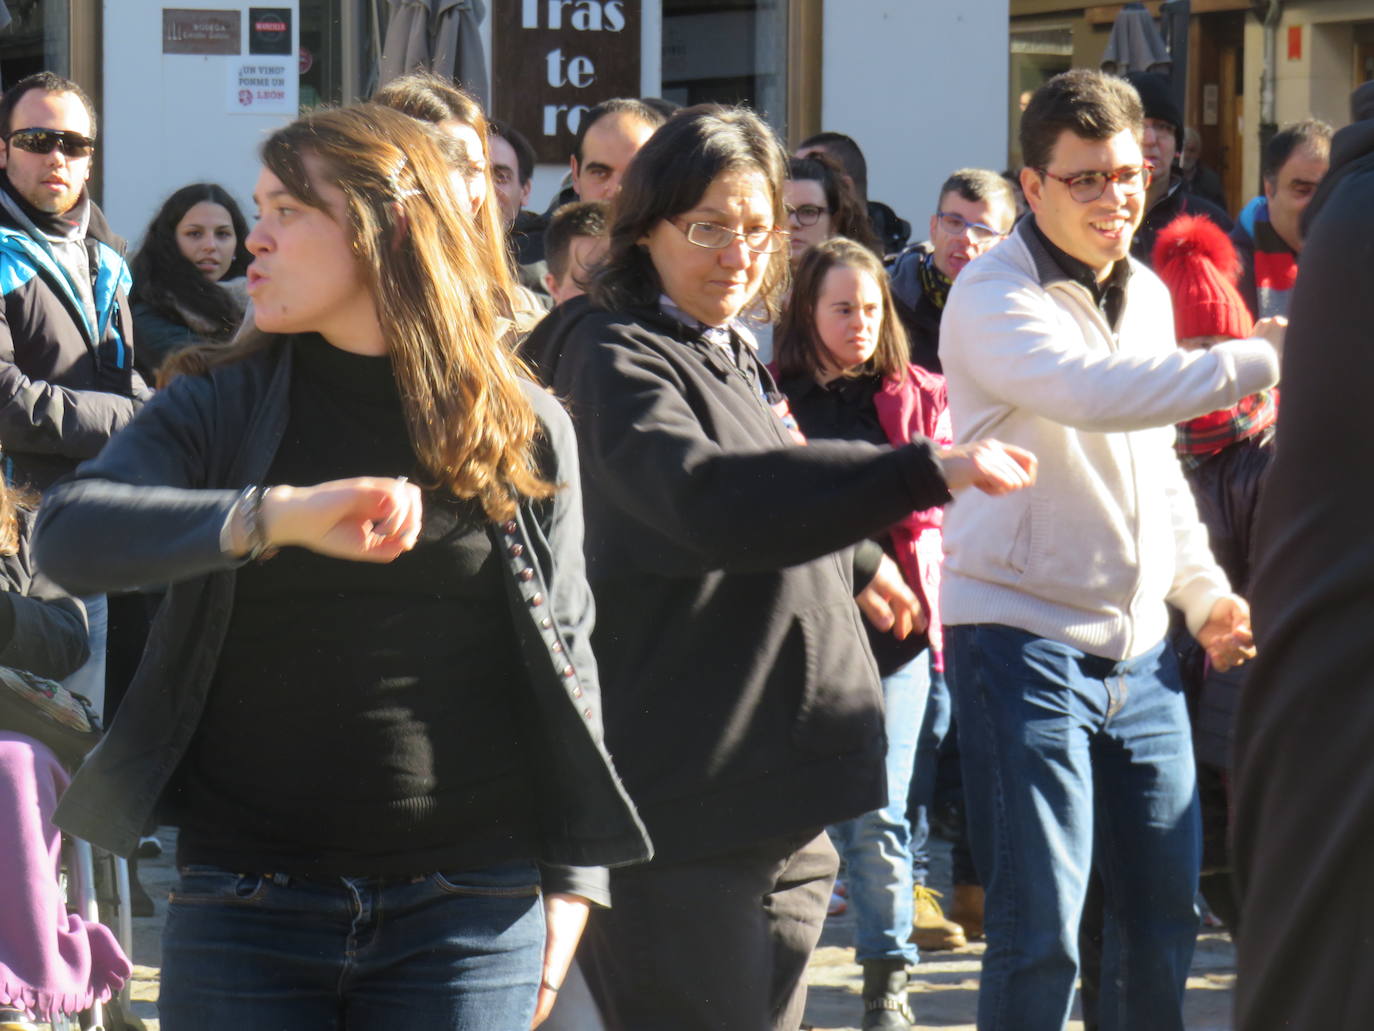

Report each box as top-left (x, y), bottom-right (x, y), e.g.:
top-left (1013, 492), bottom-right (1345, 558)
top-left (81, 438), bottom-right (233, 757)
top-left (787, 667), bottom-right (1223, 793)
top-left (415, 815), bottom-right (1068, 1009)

top-left (946, 624), bottom-right (1200, 1031)
top-left (158, 860), bottom-right (545, 1030)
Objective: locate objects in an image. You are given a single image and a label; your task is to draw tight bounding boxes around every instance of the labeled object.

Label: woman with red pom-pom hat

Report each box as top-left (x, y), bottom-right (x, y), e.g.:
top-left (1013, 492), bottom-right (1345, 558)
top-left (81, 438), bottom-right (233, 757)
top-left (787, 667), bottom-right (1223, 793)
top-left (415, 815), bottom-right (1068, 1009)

top-left (1153, 213), bottom-right (1278, 933)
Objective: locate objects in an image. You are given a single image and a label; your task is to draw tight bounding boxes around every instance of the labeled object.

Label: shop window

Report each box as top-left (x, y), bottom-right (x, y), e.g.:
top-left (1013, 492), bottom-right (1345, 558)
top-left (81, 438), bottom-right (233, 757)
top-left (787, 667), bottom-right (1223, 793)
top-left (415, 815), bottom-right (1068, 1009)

top-left (662, 0), bottom-right (788, 137)
top-left (1008, 23), bottom-right (1073, 168)
top-left (0, 0), bottom-right (70, 85)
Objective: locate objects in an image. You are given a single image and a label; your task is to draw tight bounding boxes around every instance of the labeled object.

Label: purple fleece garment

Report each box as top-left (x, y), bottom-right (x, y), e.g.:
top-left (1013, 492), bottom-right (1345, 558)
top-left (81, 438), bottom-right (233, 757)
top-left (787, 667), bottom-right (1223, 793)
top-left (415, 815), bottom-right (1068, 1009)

top-left (0, 731), bottom-right (130, 1019)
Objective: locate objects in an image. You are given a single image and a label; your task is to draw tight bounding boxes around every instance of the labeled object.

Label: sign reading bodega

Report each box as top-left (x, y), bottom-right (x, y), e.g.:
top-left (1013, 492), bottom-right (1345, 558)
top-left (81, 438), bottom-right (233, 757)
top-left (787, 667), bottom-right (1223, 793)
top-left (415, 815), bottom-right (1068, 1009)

top-left (493, 0), bottom-right (641, 164)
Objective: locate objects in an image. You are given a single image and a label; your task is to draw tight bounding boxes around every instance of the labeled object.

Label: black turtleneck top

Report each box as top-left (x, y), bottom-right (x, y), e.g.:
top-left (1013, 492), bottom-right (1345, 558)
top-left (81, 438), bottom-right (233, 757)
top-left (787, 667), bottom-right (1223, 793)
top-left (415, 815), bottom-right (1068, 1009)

top-left (174, 334), bottom-right (538, 875)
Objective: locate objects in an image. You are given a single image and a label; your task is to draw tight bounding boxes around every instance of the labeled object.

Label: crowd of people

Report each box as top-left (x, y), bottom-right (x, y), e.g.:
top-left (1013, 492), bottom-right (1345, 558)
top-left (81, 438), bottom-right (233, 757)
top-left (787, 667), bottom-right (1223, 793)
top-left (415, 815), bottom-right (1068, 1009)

top-left (0, 53), bottom-right (1362, 1031)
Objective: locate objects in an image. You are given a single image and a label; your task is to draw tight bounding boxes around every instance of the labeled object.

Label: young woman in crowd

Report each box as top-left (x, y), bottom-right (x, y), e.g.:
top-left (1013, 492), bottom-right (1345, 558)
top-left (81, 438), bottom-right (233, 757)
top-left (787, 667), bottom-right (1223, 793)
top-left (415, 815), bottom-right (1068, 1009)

top-left (538, 103), bottom-right (1034, 1030)
top-left (772, 236), bottom-right (951, 1027)
top-left (0, 470), bottom-right (132, 1026)
top-left (785, 152), bottom-right (880, 267)
top-left (129, 183), bottom-right (251, 376)
top-left (745, 152), bottom-right (878, 365)
top-left (35, 104), bottom-right (647, 1031)
top-left (371, 72), bottom-right (546, 337)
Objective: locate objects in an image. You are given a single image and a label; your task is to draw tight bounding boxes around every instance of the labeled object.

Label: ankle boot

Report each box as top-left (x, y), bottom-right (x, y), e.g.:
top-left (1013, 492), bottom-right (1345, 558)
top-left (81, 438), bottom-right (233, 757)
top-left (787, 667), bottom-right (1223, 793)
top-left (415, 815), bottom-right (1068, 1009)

top-left (860, 958), bottom-right (914, 1030)
top-left (949, 883), bottom-right (985, 940)
top-left (911, 884), bottom-right (967, 951)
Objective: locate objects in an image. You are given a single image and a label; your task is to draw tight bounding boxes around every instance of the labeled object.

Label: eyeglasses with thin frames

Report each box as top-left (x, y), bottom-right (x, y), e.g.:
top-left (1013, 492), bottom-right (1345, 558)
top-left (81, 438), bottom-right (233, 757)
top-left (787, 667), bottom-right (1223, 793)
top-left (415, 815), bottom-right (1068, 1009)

top-left (669, 218), bottom-right (788, 254)
top-left (935, 211), bottom-right (1008, 244)
top-left (1036, 165), bottom-right (1151, 204)
top-left (785, 204), bottom-right (830, 227)
top-left (5, 128), bottom-right (96, 158)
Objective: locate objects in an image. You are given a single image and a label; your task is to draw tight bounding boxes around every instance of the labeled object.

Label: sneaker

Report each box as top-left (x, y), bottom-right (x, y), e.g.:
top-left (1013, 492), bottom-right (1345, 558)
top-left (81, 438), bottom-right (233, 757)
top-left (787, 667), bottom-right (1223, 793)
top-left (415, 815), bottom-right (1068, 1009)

top-left (828, 888), bottom-right (848, 917)
top-left (136, 835), bottom-right (163, 859)
top-left (910, 884), bottom-right (967, 951)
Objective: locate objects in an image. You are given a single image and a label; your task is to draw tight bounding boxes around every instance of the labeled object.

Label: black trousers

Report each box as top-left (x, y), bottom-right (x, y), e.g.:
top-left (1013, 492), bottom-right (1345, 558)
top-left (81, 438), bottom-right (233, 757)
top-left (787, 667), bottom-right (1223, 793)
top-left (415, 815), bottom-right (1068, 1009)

top-left (579, 829), bottom-right (837, 1031)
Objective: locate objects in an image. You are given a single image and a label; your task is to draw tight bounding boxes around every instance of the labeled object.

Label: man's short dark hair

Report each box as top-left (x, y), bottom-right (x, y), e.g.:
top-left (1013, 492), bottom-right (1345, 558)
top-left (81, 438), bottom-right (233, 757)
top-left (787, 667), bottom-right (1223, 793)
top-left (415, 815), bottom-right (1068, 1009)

top-left (0, 72), bottom-right (97, 138)
top-left (489, 119), bottom-right (535, 185)
top-left (797, 130), bottom-right (868, 199)
top-left (572, 98), bottom-right (666, 166)
top-left (639, 97), bottom-right (681, 120)
top-left (545, 200), bottom-right (609, 283)
top-left (1019, 69), bottom-right (1143, 173)
top-left (1262, 118), bottom-right (1333, 183)
top-left (937, 168), bottom-right (1017, 221)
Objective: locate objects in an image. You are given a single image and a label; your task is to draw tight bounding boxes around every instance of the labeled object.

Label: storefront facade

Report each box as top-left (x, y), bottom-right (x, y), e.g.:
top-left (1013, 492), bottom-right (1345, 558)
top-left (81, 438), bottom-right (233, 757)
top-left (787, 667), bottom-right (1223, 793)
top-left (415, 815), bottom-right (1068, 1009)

top-left (1009, 0), bottom-right (1374, 215)
top-left (2, 1), bottom-right (1010, 250)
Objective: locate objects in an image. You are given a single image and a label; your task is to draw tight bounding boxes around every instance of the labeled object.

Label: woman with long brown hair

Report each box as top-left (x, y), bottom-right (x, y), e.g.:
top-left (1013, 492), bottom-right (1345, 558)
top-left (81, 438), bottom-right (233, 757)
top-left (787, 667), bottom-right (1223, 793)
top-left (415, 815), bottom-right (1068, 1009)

top-left (773, 237), bottom-right (955, 1024)
top-left (35, 104), bottom-right (647, 1030)
top-left (371, 71), bottom-right (547, 337)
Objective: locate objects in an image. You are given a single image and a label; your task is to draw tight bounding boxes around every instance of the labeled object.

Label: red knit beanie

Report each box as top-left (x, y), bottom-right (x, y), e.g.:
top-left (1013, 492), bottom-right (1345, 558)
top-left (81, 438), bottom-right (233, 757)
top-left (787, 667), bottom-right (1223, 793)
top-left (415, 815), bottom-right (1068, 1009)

top-left (1152, 214), bottom-right (1251, 341)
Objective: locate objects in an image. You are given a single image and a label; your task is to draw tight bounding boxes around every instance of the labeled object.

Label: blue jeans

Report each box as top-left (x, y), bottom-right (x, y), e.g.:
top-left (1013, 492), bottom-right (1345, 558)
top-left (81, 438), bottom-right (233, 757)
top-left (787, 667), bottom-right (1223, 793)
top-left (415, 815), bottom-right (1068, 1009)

top-left (829, 655), bottom-right (931, 964)
top-left (159, 860), bottom-right (545, 1030)
top-left (62, 593), bottom-right (106, 718)
top-left (946, 624), bottom-right (1200, 1031)
top-left (909, 656), bottom-right (950, 886)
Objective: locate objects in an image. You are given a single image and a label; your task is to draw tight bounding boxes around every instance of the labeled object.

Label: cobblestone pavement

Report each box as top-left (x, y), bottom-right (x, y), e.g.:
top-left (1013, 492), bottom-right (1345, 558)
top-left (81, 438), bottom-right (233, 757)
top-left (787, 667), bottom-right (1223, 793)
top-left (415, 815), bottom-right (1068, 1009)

top-left (126, 831), bottom-right (1234, 1030)
top-left (803, 837), bottom-right (1234, 1031)
top-left (805, 915), bottom-right (1235, 1031)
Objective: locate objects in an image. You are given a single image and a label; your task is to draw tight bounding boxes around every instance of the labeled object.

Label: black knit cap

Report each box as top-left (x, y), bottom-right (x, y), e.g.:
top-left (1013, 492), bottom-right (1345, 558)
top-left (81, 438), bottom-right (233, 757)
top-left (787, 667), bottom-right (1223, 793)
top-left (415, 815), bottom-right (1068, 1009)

top-left (1123, 70), bottom-right (1183, 145)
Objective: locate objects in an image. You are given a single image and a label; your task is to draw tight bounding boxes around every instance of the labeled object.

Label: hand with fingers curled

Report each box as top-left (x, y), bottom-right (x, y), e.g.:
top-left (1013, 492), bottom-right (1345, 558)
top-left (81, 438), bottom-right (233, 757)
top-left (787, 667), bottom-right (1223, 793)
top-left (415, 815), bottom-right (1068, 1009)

top-left (857, 553), bottom-right (929, 640)
top-left (230, 475), bottom-right (425, 563)
top-left (1197, 593), bottom-right (1257, 673)
top-left (938, 439), bottom-right (1038, 496)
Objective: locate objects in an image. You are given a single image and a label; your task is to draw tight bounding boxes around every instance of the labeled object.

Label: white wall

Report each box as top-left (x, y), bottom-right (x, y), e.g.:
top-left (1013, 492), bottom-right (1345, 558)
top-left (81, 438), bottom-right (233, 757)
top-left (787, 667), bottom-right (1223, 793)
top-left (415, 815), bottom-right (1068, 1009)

top-left (821, 0), bottom-right (1010, 233)
top-left (101, 1), bottom-right (300, 244)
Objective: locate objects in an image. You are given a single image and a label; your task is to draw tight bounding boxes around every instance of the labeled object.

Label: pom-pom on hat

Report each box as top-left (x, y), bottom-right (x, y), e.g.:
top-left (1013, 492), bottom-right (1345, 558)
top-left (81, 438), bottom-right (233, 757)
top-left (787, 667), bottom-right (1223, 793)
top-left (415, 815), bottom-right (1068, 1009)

top-left (1152, 214), bottom-right (1251, 341)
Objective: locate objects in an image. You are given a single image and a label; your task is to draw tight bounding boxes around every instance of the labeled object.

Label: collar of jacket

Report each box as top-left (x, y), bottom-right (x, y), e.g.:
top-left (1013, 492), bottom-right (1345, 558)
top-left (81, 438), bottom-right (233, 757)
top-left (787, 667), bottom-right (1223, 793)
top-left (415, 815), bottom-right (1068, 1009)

top-left (1021, 215), bottom-right (1133, 304)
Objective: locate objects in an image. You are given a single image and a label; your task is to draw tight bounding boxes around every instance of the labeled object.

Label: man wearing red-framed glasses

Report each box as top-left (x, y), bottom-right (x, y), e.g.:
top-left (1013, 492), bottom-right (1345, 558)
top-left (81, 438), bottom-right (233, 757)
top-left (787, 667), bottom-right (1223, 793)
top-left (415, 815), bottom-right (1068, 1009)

top-left (938, 69), bottom-right (1283, 1031)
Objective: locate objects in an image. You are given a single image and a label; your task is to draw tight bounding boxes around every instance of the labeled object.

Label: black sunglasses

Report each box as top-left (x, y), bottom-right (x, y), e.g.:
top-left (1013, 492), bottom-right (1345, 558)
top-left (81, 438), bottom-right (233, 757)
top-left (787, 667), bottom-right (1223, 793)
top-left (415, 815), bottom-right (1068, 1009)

top-left (6, 128), bottom-right (96, 158)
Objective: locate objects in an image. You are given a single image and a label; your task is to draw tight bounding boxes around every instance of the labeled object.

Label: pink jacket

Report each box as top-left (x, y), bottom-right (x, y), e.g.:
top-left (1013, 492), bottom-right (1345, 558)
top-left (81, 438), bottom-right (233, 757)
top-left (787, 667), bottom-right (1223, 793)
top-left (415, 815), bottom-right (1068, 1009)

top-left (873, 364), bottom-right (953, 666)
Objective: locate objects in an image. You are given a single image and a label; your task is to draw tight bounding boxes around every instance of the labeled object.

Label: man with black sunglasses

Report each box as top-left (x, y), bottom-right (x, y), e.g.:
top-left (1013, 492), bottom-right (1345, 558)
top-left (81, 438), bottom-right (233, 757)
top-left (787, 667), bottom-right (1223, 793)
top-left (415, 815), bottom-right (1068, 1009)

top-left (0, 71), bottom-right (151, 719)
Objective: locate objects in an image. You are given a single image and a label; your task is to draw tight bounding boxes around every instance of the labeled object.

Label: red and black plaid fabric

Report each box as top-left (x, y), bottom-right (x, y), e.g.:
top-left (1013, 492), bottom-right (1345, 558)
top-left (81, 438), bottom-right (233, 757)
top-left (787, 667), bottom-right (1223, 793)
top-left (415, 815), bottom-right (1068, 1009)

top-left (1175, 389), bottom-right (1278, 468)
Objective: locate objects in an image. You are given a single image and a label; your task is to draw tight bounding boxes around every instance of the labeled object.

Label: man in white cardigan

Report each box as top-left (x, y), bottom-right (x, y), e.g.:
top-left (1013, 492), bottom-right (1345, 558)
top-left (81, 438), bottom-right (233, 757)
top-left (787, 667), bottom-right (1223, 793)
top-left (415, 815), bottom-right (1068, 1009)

top-left (939, 69), bottom-right (1282, 1031)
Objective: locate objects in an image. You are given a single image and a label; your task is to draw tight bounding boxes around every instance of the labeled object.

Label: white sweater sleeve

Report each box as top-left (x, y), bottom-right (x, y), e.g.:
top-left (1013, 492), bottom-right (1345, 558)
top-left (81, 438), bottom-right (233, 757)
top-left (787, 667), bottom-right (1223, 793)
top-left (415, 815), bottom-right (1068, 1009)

top-left (944, 276), bottom-right (1278, 434)
top-left (1161, 450), bottom-right (1232, 636)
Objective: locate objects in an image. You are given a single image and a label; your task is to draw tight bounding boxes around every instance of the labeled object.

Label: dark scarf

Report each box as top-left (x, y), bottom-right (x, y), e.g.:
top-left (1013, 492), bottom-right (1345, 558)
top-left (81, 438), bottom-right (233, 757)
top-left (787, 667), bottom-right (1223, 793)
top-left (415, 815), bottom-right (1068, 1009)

top-left (917, 249), bottom-right (952, 310)
top-left (0, 173), bottom-right (88, 242)
top-left (1175, 390), bottom-right (1278, 469)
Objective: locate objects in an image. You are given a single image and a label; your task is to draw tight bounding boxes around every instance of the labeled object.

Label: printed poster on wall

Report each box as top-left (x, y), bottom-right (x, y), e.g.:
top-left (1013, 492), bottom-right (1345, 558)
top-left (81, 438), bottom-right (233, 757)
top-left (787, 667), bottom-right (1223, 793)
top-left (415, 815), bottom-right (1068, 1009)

top-left (227, 58), bottom-right (296, 115)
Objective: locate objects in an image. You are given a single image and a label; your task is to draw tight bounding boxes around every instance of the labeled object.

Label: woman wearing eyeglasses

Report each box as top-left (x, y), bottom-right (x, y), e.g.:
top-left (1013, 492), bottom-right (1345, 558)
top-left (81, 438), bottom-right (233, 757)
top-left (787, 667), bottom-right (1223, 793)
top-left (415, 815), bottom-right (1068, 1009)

top-left (784, 152), bottom-right (879, 268)
top-left (538, 104), bottom-right (1036, 1030)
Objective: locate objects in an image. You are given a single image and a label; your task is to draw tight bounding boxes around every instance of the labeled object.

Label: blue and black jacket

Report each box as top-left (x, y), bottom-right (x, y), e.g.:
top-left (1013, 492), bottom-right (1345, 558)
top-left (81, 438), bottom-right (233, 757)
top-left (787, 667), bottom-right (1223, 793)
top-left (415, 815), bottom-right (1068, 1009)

top-left (0, 198), bottom-right (150, 490)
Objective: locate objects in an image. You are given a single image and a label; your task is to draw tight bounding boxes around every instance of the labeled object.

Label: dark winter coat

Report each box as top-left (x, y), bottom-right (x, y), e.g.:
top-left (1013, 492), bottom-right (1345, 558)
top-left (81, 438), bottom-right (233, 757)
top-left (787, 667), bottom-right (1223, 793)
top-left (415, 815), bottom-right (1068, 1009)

top-left (0, 201), bottom-right (151, 490)
top-left (540, 298), bottom-right (953, 862)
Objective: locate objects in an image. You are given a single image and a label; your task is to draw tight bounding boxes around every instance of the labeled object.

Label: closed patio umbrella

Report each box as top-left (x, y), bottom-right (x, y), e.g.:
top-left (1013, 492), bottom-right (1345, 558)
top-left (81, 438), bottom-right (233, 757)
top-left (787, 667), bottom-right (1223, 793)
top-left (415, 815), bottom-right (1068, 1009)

top-left (432, 0), bottom-right (489, 108)
top-left (1101, 2), bottom-right (1171, 75)
top-left (377, 0), bottom-right (488, 107)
